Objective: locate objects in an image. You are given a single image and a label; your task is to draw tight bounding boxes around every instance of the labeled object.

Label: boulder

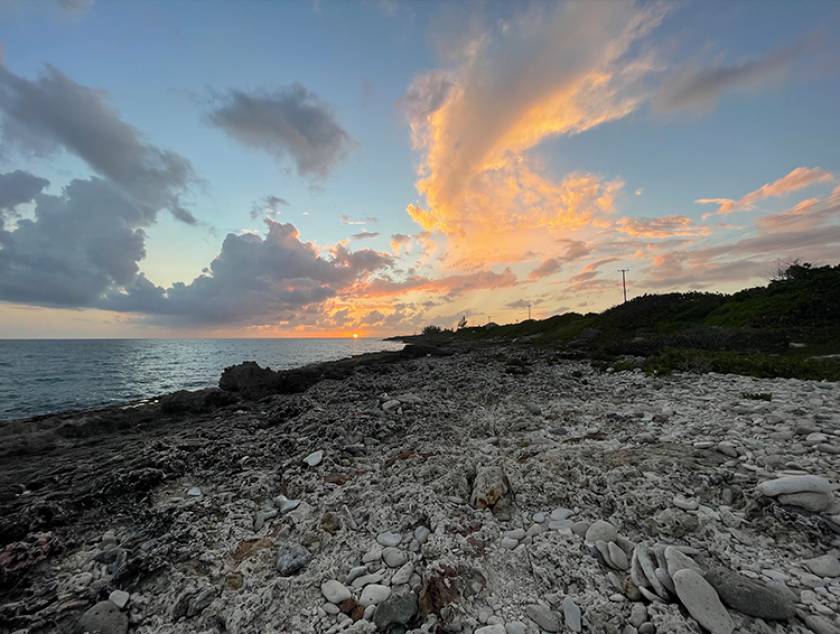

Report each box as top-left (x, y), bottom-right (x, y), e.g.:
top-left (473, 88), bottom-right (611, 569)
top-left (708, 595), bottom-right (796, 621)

top-left (705, 567), bottom-right (795, 620)
top-left (76, 601), bottom-right (128, 634)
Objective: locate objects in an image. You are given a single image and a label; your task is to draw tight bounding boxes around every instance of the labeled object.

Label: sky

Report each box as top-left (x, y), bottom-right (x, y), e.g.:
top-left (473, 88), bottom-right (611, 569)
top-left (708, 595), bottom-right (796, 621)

top-left (0, 0), bottom-right (838, 338)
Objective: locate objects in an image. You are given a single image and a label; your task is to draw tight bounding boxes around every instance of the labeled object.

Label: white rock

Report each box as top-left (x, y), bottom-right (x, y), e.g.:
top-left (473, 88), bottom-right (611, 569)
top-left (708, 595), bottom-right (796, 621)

top-left (377, 531), bottom-right (402, 547)
top-left (413, 526), bottom-right (431, 544)
top-left (303, 450), bottom-right (324, 466)
top-left (382, 547), bottom-right (407, 568)
top-left (186, 486), bottom-right (202, 497)
top-left (608, 542), bottom-right (629, 570)
top-left (672, 569), bottom-right (734, 634)
top-left (391, 562), bottom-right (414, 585)
top-left (274, 494), bottom-right (301, 514)
top-left (109, 590), bottom-right (130, 609)
top-left (321, 580), bottom-right (351, 604)
top-left (756, 475), bottom-right (832, 497)
top-left (664, 546), bottom-right (703, 579)
top-left (359, 584), bottom-right (390, 606)
top-left (475, 626), bottom-right (506, 634)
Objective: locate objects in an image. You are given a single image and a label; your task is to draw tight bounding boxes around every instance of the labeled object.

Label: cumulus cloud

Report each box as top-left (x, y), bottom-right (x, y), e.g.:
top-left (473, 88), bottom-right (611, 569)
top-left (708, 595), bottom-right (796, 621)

top-left (102, 220), bottom-right (393, 325)
top-left (0, 177), bottom-right (148, 306)
top-left (697, 166), bottom-right (834, 216)
top-left (0, 170), bottom-right (49, 219)
top-left (0, 65), bottom-right (197, 223)
top-left (403, 1), bottom-right (664, 266)
top-left (655, 44), bottom-right (802, 112)
top-left (615, 215), bottom-right (710, 238)
top-left (207, 84), bottom-right (352, 178)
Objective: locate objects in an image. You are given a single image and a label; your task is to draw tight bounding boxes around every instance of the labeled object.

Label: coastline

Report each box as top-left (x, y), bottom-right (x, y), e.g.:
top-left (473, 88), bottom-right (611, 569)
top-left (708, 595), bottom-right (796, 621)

top-left (1, 343), bottom-right (839, 633)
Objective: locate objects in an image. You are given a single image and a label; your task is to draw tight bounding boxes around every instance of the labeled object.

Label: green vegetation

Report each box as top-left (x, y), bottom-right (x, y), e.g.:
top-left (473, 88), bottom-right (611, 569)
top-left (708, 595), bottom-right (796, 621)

top-left (405, 262), bottom-right (840, 381)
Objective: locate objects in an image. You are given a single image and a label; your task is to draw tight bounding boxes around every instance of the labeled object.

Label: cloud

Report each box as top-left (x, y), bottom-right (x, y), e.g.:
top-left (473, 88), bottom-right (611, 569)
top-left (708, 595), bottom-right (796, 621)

top-left (696, 166), bottom-right (834, 215)
top-left (0, 177), bottom-right (148, 306)
top-left (362, 268), bottom-right (517, 300)
top-left (390, 233), bottom-right (411, 254)
top-left (351, 231), bottom-right (379, 240)
top-left (250, 195), bottom-right (289, 220)
top-left (341, 214), bottom-right (377, 225)
top-left (101, 220), bottom-right (392, 325)
top-left (207, 84), bottom-right (352, 179)
top-left (57, 0), bottom-right (94, 14)
top-left (757, 185), bottom-right (840, 234)
top-left (655, 44), bottom-right (802, 112)
top-left (528, 258), bottom-right (561, 281)
top-left (0, 170), bottom-right (49, 219)
top-left (0, 64), bottom-right (197, 223)
top-left (403, 2), bottom-right (664, 267)
top-left (616, 215), bottom-right (710, 238)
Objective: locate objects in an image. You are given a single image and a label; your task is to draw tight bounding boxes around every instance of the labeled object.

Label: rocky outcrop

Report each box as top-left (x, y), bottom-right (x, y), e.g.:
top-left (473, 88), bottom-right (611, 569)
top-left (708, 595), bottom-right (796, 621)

top-left (1, 345), bottom-right (839, 633)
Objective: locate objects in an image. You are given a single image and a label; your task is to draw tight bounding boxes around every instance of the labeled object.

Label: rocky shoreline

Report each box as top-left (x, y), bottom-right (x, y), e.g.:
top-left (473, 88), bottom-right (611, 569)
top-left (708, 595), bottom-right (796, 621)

top-left (1, 344), bottom-right (839, 633)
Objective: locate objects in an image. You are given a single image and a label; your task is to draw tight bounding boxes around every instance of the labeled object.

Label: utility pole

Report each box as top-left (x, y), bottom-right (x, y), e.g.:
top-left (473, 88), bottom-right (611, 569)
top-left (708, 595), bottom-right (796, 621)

top-left (619, 269), bottom-right (629, 303)
top-left (527, 302), bottom-right (532, 320)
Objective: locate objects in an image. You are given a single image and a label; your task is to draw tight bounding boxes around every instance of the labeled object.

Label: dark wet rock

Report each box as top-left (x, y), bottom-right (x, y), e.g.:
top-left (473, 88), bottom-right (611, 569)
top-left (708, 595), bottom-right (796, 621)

top-left (160, 388), bottom-right (238, 414)
top-left (76, 600), bottom-right (128, 634)
top-left (276, 543), bottom-right (311, 576)
top-left (706, 567), bottom-right (796, 620)
top-left (373, 591), bottom-right (418, 631)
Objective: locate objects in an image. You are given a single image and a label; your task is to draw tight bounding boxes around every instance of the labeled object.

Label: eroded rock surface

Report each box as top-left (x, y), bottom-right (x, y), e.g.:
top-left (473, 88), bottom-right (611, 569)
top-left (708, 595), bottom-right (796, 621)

top-left (0, 345), bottom-right (839, 633)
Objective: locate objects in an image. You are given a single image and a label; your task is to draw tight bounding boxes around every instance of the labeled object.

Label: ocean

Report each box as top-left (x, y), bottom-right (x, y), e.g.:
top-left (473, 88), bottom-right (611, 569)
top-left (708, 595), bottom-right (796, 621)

top-left (0, 338), bottom-right (404, 421)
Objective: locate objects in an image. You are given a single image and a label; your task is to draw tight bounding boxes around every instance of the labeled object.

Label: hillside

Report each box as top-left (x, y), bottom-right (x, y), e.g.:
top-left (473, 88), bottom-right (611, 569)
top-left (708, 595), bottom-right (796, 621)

top-left (395, 262), bottom-right (840, 380)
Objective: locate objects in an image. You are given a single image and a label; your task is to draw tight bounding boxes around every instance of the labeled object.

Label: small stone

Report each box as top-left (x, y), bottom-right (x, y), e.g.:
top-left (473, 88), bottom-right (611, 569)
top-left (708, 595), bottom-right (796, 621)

top-left (608, 542), bottom-right (630, 570)
top-left (563, 597), bottom-right (582, 632)
top-left (800, 613), bottom-right (840, 634)
top-left (550, 507), bottom-right (573, 521)
top-left (77, 601), bottom-right (128, 634)
top-left (629, 603), bottom-right (647, 628)
top-left (664, 546), bottom-right (702, 579)
top-left (276, 543), bottom-right (311, 576)
top-left (373, 592), bottom-right (418, 630)
top-left (505, 621), bottom-right (527, 634)
top-left (672, 569), bottom-right (733, 634)
top-left (362, 545), bottom-right (383, 562)
top-left (321, 580), bottom-right (352, 604)
top-left (777, 491), bottom-right (831, 512)
top-left (323, 602), bottom-right (340, 615)
top-left (705, 568), bottom-right (795, 620)
top-left (359, 584), bottom-right (390, 606)
top-left (186, 486), bottom-right (202, 497)
top-left (673, 493), bottom-right (699, 511)
top-left (585, 520), bottom-right (618, 544)
top-left (382, 547), bottom-right (408, 568)
top-left (303, 450), bottom-right (324, 466)
top-left (501, 537), bottom-right (519, 549)
top-left (382, 399), bottom-right (401, 411)
top-left (803, 554), bottom-right (840, 578)
top-left (377, 531), bottom-right (402, 547)
top-left (352, 572), bottom-right (385, 589)
top-left (533, 512), bottom-right (546, 523)
top-left (413, 526), bottom-right (431, 544)
top-left (391, 562), bottom-right (414, 585)
top-left (756, 475), bottom-right (832, 497)
top-left (525, 604), bottom-right (560, 632)
top-left (274, 494), bottom-right (300, 514)
top-left (716, 442), bottom-right (738, 458)
top-left (108, 590), bottom-right (130, 610)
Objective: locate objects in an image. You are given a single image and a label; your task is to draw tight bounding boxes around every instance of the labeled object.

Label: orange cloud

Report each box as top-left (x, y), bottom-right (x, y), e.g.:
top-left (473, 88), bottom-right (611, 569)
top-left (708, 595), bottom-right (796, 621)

top-left (404, 2), bottom-right (665, 267)
top-left (616, 215), bottom-right (711, 238)
top-left (697, 166), bottom-right (834, 216)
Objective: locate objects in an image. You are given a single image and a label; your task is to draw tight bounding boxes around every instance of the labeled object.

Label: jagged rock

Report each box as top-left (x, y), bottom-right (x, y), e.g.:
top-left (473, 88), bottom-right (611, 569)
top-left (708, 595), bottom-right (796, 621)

top-left (276, 543), bottom-right (311, 576)
top-left (705, 568), bottom-right (795, 620)
top-left (470, 465), bottom-right (510, 512)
